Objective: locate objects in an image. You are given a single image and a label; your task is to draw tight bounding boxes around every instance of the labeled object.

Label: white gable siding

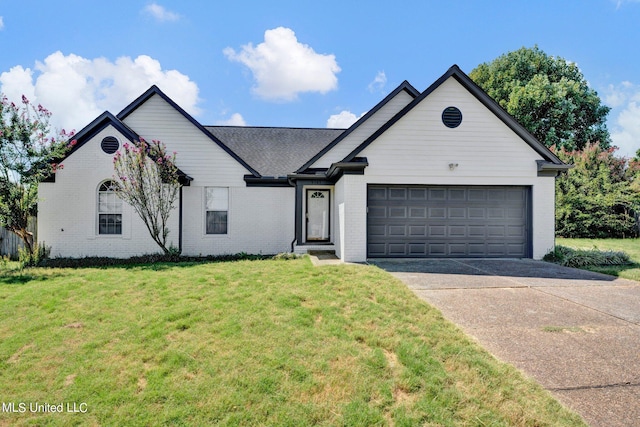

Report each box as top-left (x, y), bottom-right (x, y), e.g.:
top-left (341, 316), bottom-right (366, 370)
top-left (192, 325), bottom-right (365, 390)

top-left (120, 94), bottom-right (296, 256)
top-left (361, 78), bottom-right (543, 180)
top-left (121, 94), bottom-right (250, 187)
top-left (38, 125), bottom-right (177, 258)
top-left (309, 90), bottom-right (415, 168)
top-left (335, 77), bottom-right (556, 261)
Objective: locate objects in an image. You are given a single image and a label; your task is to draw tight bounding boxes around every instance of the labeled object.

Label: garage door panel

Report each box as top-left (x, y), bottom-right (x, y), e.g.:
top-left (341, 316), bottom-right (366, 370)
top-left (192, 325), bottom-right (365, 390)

top-left (487, 189), bottom-right (506, 201)
top-left (468, 208), bottom-right (485, 219)
top-left (409, 225), bottom-right (427, 236)
top-left (507, 208), bottom-right (525, 219)
top-left (409, 243), bottom-right (427, 255)
top-left (429, 189), bottom-right (446, 200)
top-left (468, 225), bottom-right (486, 237)
top-left (369, 187), bottom-right (387, 200)
top-left (389, 188), bottom-right (407, 199)
top-left (508, 225), bottom-right (525, 237)
top-left (487, 208), bottom-right (505, 219)
top-left (368, 206), bottom-right (386, 218)
top-left (369, 225), bottom-right (386, 236)
top-left (388, 243), bottom-right (407, 256)
top-left (448, 189), bottom-right (466, 201)
top-left (448, 207), bottom-right (466, 218)
top-left (409, 207), bottom-right (426, 218)
top-left (367, 243), bottom-right (386, 256)
top-left (468, 189), bottom-right (487, 201)
top-left (448, 225), bottom-right (466, 237)
top-left (429, 208), bottom-right (446, 219)
top-left (429, 225), bottom-right (446, 237)
top-left (409, 188), bottom-right (427, 200)
top-left (367, 185), bottom-right (530, 258)
top-left (388, 225), bottom-right (406, 236)
top-left (428, 243), bottom-right (446, 256)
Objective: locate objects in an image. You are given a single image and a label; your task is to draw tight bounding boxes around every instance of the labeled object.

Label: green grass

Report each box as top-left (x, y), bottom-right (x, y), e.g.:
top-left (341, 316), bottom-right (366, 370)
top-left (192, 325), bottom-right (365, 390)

top-left (0, 259), bottom-right (585, 426)
top-left (556, 238), bottom-right (640, 280)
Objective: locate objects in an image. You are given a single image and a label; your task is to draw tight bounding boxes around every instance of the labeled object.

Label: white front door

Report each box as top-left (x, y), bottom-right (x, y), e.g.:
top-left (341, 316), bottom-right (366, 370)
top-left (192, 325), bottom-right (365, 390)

top-left (306, 190), bottom-right (330, 241)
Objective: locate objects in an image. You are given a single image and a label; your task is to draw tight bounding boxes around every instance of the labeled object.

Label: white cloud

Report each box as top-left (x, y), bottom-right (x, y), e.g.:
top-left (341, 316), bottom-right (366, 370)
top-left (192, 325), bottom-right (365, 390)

top-left (215, 113), bottom-right (246, 126)
top-left (326, 110), bottom-right (366, 128)
top-left (614, 0), bottom-right (640, 8)
top-left (0, 16), bottom-right (4, 30)
top-left (604, 81), bottom-right (637, 108)
top-left (603, 81), bottom-right (640, 157)
top-left (367, 71), bottom-right (387, 93)
top-left (0, 51), bottom-right (200, 133)
top-left (143, 3), bottom-right (180, 22)
top-left (224, 27), bottom-right (341, 101)
top-left (611, 101), bottom-right (640, 158)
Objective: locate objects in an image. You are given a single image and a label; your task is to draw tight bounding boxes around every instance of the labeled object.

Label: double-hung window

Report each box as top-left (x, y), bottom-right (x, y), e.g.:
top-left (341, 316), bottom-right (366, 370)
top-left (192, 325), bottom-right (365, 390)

top-left (206, 187), bottom-right (228, 234)
top-left (98, 180), bottom-right (122, 235)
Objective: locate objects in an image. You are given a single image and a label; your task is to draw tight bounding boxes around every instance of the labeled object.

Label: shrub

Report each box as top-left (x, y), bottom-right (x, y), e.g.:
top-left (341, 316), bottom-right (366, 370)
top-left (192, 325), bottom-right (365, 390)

top-left (271, 252), bottom-right (302, 260)
top-left (18, 242), bottom-right (50, 268)
top-left (544, 245), bottom-right (632, 268)
top-left (38, 252), bottom-right (272, 268)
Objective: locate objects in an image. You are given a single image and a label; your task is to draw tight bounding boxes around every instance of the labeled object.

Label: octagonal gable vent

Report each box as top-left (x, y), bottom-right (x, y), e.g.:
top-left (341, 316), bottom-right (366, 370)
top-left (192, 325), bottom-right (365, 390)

top-left (101, 136), bottom-right (120, 154)
top-left (442, 106), bottom-right (462, 128)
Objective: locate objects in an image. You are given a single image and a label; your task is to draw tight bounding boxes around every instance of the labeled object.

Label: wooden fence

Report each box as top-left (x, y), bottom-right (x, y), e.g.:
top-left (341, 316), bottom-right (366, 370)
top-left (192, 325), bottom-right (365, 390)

top-left (0, 218), bottom-right (37, 259)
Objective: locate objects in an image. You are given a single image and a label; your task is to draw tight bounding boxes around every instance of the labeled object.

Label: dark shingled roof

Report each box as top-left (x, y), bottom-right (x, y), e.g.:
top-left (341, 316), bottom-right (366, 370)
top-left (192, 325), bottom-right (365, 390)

top-left (205, 126), bottom-right (345, 177)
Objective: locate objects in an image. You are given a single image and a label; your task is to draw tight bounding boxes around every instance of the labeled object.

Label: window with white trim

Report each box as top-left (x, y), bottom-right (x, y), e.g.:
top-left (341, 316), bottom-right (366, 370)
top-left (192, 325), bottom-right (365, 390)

top-left (98, 180), bottom-right (122, 235)
top-left (205, 187), bottom-right (228, 234)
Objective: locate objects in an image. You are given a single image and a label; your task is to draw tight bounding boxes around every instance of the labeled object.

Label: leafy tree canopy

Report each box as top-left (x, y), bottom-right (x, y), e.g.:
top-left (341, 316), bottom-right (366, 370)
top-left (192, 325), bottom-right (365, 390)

top-left (470, 46), bottom-right (611, 151)
top-left (0, 94), bottom-right (71, 254)
top-left (553, 143), bottom-right (640, 238)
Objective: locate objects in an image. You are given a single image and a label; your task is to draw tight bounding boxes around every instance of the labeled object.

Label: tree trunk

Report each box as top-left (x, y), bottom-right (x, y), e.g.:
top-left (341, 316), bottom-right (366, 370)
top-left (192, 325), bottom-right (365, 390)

top-left (12, 228), bottom-right (34, 255)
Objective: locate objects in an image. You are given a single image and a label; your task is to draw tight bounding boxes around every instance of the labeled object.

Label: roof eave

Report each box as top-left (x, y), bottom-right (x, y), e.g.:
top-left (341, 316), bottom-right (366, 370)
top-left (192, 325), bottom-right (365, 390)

top-left (118, 85), bottom-right (262, 178)
top-left (294, 80), bottom-right (421, 173)
top-left (41, 111), bottom-right (139, 182)
top-left (342, 65), bottom-right (568, 167)
top-left (537, 160), bottom-right (573, 177)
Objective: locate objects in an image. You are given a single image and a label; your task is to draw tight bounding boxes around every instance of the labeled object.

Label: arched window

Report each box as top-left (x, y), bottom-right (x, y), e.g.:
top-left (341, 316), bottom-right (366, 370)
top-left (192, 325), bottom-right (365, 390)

top-left (98, 180), bottom-right (122, 235)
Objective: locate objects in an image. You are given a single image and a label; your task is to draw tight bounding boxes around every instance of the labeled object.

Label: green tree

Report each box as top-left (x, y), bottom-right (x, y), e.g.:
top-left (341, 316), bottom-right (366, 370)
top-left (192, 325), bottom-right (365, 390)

top-left (553, 143), bottom-right (639, 238)
top-left (470, 46), bottom-right (611, 150)
top-left (112, 139), bottom-right (180, 255)
top-left (0, 94), bottom-right (70, 254)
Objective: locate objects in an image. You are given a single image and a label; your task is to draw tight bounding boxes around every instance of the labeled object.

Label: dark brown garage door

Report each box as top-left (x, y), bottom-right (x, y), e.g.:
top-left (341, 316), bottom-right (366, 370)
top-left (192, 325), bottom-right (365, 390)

top-left (367, 185), bottom-right (531, 258)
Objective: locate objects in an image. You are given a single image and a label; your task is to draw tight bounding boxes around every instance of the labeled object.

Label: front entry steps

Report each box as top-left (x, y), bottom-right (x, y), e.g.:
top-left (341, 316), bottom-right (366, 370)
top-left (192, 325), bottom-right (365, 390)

top-left (294, 245), bottom-right (341, 266)
top-left (294, 244), bottom-right (336, 255)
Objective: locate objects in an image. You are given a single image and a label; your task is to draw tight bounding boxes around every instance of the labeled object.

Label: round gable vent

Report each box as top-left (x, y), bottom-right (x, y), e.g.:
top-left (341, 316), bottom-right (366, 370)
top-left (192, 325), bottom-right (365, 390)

top-left (442, 106), bottom-right (462, 128)
top-left (101, 136), bottom-right (120, 154)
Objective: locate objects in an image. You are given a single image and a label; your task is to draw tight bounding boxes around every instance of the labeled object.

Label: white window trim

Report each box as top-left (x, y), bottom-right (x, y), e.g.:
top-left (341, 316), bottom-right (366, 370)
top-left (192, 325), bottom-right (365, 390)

top-left (204, 186), bottom-right (230, 237)
top-left (96, 180), bottom-right (123, 237)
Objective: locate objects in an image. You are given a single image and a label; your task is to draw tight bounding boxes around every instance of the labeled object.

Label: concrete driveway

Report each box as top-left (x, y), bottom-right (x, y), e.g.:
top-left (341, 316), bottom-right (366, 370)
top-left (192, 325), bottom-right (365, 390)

top-left (369, 259), bottom-right (640, 427)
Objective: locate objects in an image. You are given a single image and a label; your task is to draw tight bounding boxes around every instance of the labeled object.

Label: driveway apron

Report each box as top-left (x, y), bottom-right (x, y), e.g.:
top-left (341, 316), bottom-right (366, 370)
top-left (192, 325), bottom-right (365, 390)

top-left (369, 259), bottom-right (640, 427)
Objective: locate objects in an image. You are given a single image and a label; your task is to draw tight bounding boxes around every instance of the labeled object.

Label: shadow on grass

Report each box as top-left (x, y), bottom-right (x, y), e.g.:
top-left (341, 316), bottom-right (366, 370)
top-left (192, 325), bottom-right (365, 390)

top-left (582, 263), bottom-right (640, 278)
top-left (31, 253), bottom-right (287, 271)
top-left (0, 271), bottom-right (63, 285)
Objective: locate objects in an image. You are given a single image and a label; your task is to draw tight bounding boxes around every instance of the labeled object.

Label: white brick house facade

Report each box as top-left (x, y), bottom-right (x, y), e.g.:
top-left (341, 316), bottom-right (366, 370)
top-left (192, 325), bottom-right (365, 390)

top-left (38, 65), bottom-right (568, 261)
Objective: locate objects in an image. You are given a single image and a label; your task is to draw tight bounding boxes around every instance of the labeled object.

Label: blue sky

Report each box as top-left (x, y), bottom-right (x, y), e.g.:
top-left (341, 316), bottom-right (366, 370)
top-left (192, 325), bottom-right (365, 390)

top-left (1, 0), bottom-right (640, 156)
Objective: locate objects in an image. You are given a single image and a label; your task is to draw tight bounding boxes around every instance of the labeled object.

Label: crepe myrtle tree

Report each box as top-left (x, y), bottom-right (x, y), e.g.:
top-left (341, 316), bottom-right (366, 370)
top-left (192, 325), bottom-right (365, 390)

top-left (0, 94), bottom-right (71, 255)
top-left (112, 138), bottom-right (180, 255)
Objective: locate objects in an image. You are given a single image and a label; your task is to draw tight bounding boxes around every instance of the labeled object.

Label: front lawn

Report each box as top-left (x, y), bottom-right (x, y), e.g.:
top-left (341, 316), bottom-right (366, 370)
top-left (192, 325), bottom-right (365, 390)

top-left (0, 259), bottom-right (584, 426)
top-left (556, 237), bottom-right (640, 281)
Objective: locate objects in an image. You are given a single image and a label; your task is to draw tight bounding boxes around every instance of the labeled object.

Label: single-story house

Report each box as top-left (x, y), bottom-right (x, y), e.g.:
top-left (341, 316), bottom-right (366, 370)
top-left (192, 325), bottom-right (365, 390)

top-left (38, 65), bottom-right (569, 261)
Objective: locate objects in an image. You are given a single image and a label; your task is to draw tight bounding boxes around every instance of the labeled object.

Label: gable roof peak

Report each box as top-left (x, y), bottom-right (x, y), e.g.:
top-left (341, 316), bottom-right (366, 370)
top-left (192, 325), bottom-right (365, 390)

top-left (340, 64), bottom-right (565, 165)
top-left (115, 84), bottom-right (261, 177)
